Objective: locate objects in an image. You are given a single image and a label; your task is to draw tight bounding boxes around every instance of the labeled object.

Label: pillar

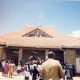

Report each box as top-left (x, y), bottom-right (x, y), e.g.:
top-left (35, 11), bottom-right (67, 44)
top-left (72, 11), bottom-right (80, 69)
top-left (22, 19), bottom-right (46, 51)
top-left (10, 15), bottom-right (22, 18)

top-left (0, 47), bottom-right (4, 61)
top-left (0, 48), bottom-right (2, 62)
top-left (64, 50), bottom-right (66, 64)
top-left (18, 48), bottom-right (23, 62)
top-left (45, 49), bottom-right (49, 61)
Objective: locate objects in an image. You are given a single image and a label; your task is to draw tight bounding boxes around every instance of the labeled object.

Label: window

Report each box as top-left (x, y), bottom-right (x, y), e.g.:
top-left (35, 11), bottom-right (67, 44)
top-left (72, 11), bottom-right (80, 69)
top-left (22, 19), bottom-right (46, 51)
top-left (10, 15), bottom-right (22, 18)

top-left (13, 49), bottom-right (19, 54)
top-left (76, 51), bottom-right (80, 56)
top-left (30, 30), bottom-right (50, 38)
top-left (31, 50), bottom-right (38, 54)
top-left (23, 29), bottom-right (52, 38)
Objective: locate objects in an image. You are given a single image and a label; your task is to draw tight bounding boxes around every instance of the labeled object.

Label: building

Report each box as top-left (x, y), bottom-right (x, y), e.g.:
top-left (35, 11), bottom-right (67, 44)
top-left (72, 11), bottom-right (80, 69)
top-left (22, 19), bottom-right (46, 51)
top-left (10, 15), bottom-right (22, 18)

top-left (0, 25), bottom-right (80, 75)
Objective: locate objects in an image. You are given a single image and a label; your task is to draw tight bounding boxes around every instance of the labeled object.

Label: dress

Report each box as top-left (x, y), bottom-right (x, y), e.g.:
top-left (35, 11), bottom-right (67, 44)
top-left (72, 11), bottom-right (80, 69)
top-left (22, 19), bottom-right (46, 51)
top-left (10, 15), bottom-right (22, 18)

top-left (4, 63), bottom-right (9, 74)
top-left (41, 58), bottom-right (64, 80)
top-left (9, 63), bottom-right (15, 76)
top-left (2, 61), bottom-right (5, 72)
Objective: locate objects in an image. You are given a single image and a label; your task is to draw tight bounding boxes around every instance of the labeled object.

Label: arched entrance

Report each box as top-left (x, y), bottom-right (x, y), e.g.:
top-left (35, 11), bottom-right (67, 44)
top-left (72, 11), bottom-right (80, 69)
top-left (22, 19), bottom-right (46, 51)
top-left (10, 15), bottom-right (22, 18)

top-left (22, 49), bottom-right (45, 64)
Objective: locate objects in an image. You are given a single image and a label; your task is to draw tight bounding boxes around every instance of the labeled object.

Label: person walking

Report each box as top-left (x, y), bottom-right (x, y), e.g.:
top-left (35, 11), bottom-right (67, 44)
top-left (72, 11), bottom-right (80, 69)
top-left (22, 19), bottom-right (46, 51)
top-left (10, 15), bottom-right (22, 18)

top-left (8, 61), bottom-right (15, 78)
top-left (2, 60), bottom-right (6, 76)
top-left (63, 67), bottom-right (66, 80)
top-left (69, 64), bottom-right (73, 80)
top-left (31, 66), bottom-right (39, 80)
top-left (41, 51), bottom-right (64, 80)
top-left (66, 67), bottom-right (70, 80)
top-left (17, 63), bottom-right (21, 76)
top-left (4, 61), bottom-right (9, 77)
top-left (24, 63), bottom-right (30, 80)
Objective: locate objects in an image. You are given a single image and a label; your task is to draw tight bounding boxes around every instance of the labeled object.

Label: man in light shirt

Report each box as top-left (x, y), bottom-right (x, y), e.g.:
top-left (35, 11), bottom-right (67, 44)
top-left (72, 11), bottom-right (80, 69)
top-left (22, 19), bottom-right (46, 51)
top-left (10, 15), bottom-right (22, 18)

top-left (41, 51), bottom-right (64, 80)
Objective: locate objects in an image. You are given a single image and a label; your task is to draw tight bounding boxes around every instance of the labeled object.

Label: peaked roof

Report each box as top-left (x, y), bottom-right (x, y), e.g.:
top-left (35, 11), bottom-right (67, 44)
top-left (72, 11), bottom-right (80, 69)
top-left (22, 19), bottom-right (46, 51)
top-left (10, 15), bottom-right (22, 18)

top-left (0, 25), bottom-right (77, 48)
top-left (0, 25), bottom-right (75, 38)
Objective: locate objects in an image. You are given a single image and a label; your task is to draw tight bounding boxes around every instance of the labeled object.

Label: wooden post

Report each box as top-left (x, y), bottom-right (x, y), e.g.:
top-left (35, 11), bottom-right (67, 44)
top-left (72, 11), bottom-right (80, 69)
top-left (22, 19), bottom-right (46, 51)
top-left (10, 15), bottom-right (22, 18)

top-left (18, 48), bottom-right (23, 63)
top-left (45, 49), bottom-right (49, 61)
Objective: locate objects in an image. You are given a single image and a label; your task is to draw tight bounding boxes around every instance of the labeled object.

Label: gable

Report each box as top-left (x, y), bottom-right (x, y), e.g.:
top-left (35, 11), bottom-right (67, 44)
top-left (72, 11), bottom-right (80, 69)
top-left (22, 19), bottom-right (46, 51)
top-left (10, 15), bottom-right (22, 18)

top-left (22, 28), bottom-right (53, 38)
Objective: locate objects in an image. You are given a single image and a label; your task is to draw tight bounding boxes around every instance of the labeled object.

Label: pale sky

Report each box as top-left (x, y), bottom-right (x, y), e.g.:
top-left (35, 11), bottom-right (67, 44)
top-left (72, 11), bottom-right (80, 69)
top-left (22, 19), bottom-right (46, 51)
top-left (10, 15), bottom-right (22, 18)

top-left (0, 0), bottom-right (80, 38)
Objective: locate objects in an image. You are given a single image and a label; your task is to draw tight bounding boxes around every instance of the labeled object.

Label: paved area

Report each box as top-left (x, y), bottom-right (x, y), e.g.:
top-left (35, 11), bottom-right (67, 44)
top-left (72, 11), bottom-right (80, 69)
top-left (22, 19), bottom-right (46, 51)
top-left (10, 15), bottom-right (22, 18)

top-left (0, 72), bottom-right (80, 80)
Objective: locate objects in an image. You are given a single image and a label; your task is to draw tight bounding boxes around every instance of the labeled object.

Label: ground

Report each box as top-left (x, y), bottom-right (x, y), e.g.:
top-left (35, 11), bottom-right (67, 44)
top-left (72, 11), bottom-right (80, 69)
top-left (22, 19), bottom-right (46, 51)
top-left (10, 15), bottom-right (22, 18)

top-left (0, 72), bottom-right (80, 80)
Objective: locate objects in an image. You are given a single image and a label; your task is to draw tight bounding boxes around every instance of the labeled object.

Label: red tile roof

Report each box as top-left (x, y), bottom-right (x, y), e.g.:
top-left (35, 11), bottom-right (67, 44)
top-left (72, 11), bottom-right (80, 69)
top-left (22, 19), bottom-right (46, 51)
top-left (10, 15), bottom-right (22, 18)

top-left (0, 25), bottom-right (77, 48)
top-left (62, 38), bottom-right (80, 48)
top-left (0, 38), bottom-right (6, 45)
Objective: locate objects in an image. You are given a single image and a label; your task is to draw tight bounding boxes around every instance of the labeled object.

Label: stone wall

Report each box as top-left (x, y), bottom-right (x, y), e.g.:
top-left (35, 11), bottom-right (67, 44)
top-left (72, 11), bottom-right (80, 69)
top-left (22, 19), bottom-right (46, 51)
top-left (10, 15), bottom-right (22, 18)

top-left (0, 47), bottom-right (7, 61)
top-left (66, 49), bottom-right (76, 71)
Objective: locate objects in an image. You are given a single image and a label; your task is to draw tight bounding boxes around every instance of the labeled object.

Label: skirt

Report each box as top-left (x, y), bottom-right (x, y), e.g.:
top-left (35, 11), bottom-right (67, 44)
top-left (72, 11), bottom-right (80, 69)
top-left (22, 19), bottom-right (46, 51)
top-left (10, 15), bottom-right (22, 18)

top-left (17, 70), bottom-right (21, 73)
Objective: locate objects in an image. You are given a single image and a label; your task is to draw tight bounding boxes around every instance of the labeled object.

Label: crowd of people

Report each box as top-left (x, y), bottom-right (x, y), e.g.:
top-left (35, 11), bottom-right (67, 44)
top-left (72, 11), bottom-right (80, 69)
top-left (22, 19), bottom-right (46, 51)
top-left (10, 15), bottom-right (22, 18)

top-left (61, 62), bottom-right (74, 80)
top-left (0, 59), bottom-right (44, 80)
top-left (1, 60), bottom-right (15, 78)
top-left (0, 52), bottom-right (75, 80)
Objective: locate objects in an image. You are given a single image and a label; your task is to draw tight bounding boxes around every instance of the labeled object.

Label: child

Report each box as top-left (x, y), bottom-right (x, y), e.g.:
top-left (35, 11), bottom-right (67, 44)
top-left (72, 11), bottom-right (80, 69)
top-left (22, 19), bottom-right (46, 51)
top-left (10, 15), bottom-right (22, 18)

top-left (21, 65), bottom-right (24, 76)
top-left (17, 63), bottom-right (21, 76)
top-left (13, 66), bottom-right (17, 76)
top-left (31, 66), bottom-right (39, 80)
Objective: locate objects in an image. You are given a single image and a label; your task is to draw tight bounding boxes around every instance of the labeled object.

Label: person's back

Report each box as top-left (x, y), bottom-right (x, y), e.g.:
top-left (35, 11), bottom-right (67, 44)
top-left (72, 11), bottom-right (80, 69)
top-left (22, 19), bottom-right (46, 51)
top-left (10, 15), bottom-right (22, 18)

top-left (66, 67), bottom-right (70, 80)
top-left (41, 51), bottom-right (64, 80)
top-left (69, 64), bottom-right (73, 80)
top-left (32, 66), bottom-right (39, 80)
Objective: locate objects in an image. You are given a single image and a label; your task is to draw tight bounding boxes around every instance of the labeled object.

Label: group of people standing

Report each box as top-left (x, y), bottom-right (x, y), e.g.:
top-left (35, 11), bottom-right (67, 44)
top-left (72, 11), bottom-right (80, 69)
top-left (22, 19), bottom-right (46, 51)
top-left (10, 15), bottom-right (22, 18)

top-left (1, 60), bottom-right (15, 78)
top-left (16, 60), bottom-right (44, 80)
top-left (62, 62), bottom-right (74, 80)
top-left (1, 59), bottom-right (44, 80)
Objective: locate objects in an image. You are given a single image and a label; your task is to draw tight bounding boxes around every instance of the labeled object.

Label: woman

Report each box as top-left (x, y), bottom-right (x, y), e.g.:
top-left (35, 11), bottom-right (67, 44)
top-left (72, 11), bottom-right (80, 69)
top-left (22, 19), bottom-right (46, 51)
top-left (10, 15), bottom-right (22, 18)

top-left (2, 60), bottom-right (6, 76)
top-left (8, 61), bottom-right (15, 78)
top-left (4, 61), bottom-right (9, 77)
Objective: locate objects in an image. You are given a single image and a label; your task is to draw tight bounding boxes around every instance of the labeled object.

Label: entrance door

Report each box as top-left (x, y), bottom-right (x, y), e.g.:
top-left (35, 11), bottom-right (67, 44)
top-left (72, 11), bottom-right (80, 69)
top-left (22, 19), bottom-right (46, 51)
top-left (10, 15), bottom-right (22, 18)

top-left (76, 58), bottom-right (80, 73)
top-left (12, 56), bottom-right (18, 66)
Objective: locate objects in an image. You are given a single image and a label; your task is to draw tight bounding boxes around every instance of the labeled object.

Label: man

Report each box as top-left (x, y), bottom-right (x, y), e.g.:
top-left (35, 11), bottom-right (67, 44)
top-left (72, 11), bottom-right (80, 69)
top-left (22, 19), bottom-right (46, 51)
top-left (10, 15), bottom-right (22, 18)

top-left (69, 64), bottom-right (73, 80)
top-left (31, 66), bottom-right (39, 80)
top-left (41, 51), bottom-right (64, 80)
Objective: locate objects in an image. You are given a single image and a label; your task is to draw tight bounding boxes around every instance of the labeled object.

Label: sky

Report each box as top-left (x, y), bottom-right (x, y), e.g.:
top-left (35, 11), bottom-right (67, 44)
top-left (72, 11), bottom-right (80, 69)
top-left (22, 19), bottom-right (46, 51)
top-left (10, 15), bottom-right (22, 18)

top-left (0, 0), bottom-right (80, 38)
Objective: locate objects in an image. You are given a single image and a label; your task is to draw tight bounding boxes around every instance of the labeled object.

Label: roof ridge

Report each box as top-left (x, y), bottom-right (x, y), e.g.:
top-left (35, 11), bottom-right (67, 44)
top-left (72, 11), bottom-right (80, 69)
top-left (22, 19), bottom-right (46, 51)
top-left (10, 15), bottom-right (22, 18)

top-left (62, 38), bottom-right (77, 46)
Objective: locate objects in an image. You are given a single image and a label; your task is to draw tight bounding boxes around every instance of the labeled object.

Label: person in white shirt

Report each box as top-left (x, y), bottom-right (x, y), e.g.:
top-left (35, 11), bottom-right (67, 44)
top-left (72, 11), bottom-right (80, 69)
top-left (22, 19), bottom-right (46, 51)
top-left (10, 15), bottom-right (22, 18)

top-left (17, 63), bottom-right (21, 76)
top-left (24, 63), bottom-right (30, 80)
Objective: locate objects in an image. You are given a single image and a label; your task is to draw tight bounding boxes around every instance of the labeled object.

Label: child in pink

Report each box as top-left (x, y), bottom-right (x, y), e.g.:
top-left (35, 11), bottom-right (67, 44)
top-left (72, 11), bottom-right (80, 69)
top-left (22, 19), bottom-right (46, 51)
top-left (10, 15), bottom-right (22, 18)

top-left (21, 65), bottom-right (25, 75)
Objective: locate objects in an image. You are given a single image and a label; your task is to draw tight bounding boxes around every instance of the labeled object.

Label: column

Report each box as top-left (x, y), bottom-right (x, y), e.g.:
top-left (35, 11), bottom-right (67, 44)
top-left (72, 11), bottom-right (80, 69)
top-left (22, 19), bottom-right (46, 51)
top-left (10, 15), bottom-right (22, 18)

top-left (0, 49), bottom-right (2, 62)
top-left (18, 48), bottom-right (23, 62)
top-left (64, 50), bottom-right (66, 64)
top-left (45, 49), bottom-right (49, 61)
top-left (0, 47), bottom-right (4, 62)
